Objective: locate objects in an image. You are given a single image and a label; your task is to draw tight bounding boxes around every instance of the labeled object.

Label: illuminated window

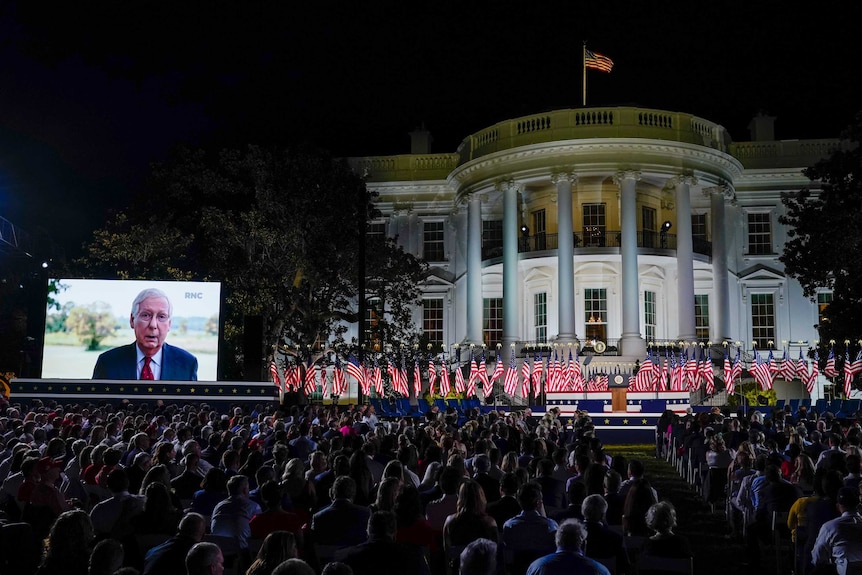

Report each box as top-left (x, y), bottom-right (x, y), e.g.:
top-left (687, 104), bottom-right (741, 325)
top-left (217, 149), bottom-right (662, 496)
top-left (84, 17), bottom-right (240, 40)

top-left (747, 212), bottom-right (772, 255)
top-left (583, 203), bottom-right (606, 247)
top-left (483, 298), bottom-right (503, 349)
top-left (751, 293), bottom-right (775, 348)
top-left (422, 299), bottom-right (444, 349)
top-left (368, 221), bottom-right (386, 236)
top-left (584, 288), bottom-right (607, 342)
top-left (644, 291), bottom-right (656, 341)
top-left (365, 298), bottom-right (383, 351)
top-left (695, 294), bottom-right (710, 341)
top-left (535, 292), bottom-right (547, 344)
top-left (817, 292), bottom-right (832, 325)
top-left (423, 221), bottom-right (445, 261)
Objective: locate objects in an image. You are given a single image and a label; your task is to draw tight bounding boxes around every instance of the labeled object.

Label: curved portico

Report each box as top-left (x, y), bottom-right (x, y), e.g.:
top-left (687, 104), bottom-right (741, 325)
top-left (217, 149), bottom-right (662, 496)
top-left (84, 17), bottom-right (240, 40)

top-left (449, 109), bottom-right (743, 357)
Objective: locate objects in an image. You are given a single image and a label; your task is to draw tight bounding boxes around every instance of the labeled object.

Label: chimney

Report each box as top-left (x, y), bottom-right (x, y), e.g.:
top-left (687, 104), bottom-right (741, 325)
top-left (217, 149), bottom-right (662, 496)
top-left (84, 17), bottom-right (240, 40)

top-left (747, 111), bottom-right (776, 142)
top-left (409, 124), bottom-right (433, 154)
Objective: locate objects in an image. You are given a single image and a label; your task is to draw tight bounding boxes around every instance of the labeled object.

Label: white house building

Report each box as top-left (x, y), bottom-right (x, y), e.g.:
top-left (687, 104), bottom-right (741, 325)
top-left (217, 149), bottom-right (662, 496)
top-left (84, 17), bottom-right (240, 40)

top-left (348, 106), bottom-right (843, 401)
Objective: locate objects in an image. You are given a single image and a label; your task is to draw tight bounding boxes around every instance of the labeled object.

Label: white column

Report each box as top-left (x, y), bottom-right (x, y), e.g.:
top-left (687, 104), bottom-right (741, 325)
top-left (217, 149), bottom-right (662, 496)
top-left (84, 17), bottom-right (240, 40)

top-left (673, 175), bottom-right (698, 341)
top-left (705, 185), bottom-right (733, 342)
top-left (615, 170), bottom-right (645, 358)
top-left (553, 172), bottom-right (578, 343)
top-left (501, 181), bottom-right (521, 349)
top-left (466, 195), bottom-right (484, 345)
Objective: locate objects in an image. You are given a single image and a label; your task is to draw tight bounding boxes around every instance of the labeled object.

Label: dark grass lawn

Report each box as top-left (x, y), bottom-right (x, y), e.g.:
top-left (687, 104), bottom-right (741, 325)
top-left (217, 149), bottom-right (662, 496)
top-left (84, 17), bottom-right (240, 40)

top-left (604, 445), bottom-right (765, 575)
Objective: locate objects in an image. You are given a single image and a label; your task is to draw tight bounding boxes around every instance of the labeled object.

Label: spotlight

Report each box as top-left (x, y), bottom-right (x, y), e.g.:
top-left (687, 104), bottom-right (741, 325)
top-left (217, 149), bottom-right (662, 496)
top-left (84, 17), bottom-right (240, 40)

top-left (41, 262), bottom-right (49, 269)
top-left (662, 221), bottom-right (672, 230)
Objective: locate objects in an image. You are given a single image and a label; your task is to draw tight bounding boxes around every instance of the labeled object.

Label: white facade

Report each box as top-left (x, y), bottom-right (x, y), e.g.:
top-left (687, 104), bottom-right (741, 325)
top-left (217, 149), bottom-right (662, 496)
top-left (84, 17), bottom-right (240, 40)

top-left (349, 107), bottom-right (842, 399)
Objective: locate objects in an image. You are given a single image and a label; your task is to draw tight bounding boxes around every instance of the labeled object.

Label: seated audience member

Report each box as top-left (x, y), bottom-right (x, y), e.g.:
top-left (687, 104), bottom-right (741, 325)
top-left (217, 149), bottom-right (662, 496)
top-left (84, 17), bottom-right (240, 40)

top-left (127, 452), bottom-right (153, 495)
top-left (425, 466), bottom-right (462, 531)
top-left (35, 509), bottom-right (96, 575)
top-left (459, 538), bottom-right (497, 575)
top-left (246, 530), bottom-right (299, 575)
top-left (641, 501), bottom-right (693, 558)
top-left (552, 478), bottom-right (587, 523)
top-left (487, 472), bottom-right (522, 529)
top-left (335, 511), bottom-right (431, 575)
top-left (443, 478), bottom-right (499, 549)
top-left (250, 480), bottom-right (303, 542)
top-left (393, 484), bottom-right (437, 551)
top-left (211, 474), bottom-right (263, 550)
top-left (185, 541), bottom-right (224, 575)
top-left (171, 453), bottom-right (205, 501)
top-left (133, 482), bottom-right (183, 535)
top-left (88, 538), bottom-right (125, 575)
top-left (503, 482), bottom-right (559, 574)
top-left (581, 494), bottom-right (630, 573)
top-left (310, 476), bottom-right (372, 547)
top-left (271, 558), bottom-right (316, 575)
top-left (190, 467), bottom-right (229, 516)
top-left (143, 512), bottom-right (207, 575)
top-left (524, 518), bottom-right (610, 575)
top-left (89, 469), bottom-right (145, 538)
top-left (810, 487), bottom-right (862, 575)
top-left (602, 470), bottom-right (624, 526)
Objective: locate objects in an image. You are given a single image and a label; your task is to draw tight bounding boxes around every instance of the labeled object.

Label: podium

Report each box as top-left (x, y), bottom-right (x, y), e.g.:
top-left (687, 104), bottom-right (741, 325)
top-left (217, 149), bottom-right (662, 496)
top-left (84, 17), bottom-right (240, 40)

top-left (609, 373), bottom-right (629, 412)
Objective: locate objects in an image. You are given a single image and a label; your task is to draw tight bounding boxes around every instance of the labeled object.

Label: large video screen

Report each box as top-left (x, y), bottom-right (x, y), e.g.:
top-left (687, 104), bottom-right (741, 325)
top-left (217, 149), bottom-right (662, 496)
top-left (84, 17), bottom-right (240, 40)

top-left (43, 279), bottom-right (221, 381)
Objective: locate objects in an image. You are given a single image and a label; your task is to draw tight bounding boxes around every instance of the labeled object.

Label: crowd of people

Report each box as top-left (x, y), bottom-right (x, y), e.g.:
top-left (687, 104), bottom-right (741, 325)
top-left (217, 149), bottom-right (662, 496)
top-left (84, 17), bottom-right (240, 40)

top-left (665, 404), bottom-right (862, 574)
top-left (0, 394), bottom-right (698, 575)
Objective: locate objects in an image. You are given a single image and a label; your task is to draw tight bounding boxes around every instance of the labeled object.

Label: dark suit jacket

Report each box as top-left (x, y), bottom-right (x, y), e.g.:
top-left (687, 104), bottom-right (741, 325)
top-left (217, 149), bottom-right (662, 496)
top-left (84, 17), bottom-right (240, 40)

top-left (335, 539), bottom-right (430, 575)
top-left (584, 520), bottom-right (630, 572)
top-left (311, 499), bottom-right (372, 546)
top-left (92, 343), bottom-right (198, 381)
top-left (487, 495), bottom-right (522, 529)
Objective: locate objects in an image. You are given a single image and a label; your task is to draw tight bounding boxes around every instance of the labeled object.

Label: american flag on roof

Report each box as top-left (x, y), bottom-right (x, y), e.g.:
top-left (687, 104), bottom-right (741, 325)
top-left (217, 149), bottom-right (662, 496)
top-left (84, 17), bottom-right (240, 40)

top-left (585, 49), bottom-right (614, 72)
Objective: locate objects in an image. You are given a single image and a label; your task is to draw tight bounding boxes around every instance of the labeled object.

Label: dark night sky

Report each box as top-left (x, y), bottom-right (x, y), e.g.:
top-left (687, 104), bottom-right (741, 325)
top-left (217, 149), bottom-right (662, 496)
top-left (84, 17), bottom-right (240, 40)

top-left (1, 1), bottom-right (860, 260)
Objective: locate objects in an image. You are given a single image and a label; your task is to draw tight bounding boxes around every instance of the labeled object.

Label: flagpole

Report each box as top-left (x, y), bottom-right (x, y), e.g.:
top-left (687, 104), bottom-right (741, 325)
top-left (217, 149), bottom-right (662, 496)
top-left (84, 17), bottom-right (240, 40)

top-left (582, 42), bottom-right (587, 106)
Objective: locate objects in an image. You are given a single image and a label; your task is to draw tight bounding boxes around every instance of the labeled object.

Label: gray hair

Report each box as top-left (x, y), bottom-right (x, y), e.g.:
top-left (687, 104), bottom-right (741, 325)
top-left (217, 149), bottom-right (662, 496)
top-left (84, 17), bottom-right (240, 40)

top-left (131, 288), bottom-right (172, 318)
top-left (581, 493), bottom-right (608, 522)
top-left (645, 501), bottom-right (677, 534)
top-left (555, 518), bottom-right (587, 551)
top-left (185, 542), bottom-right (221, 575)
top-left (460, 538), bottom-right (497, 575)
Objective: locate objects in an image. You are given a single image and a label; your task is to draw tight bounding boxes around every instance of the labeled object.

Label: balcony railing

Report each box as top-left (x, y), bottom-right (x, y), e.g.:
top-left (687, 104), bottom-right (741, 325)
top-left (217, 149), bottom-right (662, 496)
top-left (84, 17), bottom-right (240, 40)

top-left (482, 231), bottom-right (711, 259)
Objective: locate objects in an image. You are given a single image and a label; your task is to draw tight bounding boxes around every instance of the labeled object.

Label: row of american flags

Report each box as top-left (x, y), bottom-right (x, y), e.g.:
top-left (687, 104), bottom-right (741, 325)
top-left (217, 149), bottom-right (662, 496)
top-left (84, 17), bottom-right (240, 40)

top-left (267, 343), bottom-right (861, 400)
top-left (269, 348), bottom-right (618, 399)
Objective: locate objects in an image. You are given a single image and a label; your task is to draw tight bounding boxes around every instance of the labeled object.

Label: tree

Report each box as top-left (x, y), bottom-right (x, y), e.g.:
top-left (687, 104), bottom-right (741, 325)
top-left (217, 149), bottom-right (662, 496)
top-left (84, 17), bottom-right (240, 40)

top-left (780, 114), bottom-right (862, 343)
top-left (75, 145), bottom-right (427, 378)
top-left (65, 303), bottom-right (117, 351)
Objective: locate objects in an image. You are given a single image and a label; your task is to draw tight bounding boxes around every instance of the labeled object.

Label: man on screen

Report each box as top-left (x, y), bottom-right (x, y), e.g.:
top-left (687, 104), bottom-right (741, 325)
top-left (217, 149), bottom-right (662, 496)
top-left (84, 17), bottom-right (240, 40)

top-left (92, 288), bottom-right (198, 381)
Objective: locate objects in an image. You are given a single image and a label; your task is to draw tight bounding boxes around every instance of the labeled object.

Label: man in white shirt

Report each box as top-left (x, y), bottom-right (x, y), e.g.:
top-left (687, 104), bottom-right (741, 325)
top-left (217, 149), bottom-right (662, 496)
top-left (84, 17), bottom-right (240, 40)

top-left (811, 487), bottom-right (862, 575)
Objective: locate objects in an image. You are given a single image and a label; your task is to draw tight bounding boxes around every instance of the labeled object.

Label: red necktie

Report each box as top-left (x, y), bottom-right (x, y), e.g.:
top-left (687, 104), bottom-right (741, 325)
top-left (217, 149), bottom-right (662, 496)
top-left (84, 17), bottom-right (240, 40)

top-left (141, 357), bottom-right (154, 380)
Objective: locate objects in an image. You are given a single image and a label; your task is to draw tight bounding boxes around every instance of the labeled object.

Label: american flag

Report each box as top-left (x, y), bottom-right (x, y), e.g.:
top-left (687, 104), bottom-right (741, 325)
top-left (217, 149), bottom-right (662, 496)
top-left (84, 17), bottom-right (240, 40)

top-left (731, 347), bottom-right (743, 385)
top-left (551, 352), bottom-right (563, 392)
top-left (490, 351), bottom-right (505, 384)
top-left (824, 345), bottom-right (838, 378)
top-left (685, 349), bottom-right (699, 391)
top-left (439, 358), bottom-right (451, 397)
top-left (346, 354), bottom-right (365, 391)
top-left (572, 352), bottom-right (584, 392)
top-left (796, 348), bottom-right (810, 393)
top-left (780, 347), bottom-right (797, 381)
top-left (805, 348), bottom-right (819, 394)
top-left (372, 358), bottom-right (384, 396)
top-left (768, 349), bottom-right (781, 379)
top-left (503, 349), bottom-right (519, 396)
top-left (531, 352), bottom-right (544, 395)
top-left (284, 364), bottom-right (298, 392)
top-left (318, 365), bottom-right (329, 397)
top-left (304, 362), bottom-right (317, 395)
top-left (428, 357), bottom-right (437, 396)
top-left (751, 349), bottom-right (774, 391)
top-left (467, 354), bottom-right (478, 397)
top-left (844, 347), bottom-right (861, 398)
top-left (454, 348), bottom-right (466, 394)
top-left (669, 352), bottom-right (681, 391)
top-left (656, 351), bottom-right (668, 391)
top-left (387, 357), bottom-right (399, 394)
top-left (723, 348), bottom-right (733, 395)
top-left (521, 356), bottom-right (532, 398)
top-left (414, 358), bottom-right (423, 397)
top-left (398, 357), bottom-right (410, 396)
top-left (701, 348), bottom-right (714, 395)
top-left (269, 361), bottom-right (281, 389)
top-left (332, 357), bottom-right (346, 396)
top-left (479, 352), bottom-right (492, 397)
top-left (633, 349), bottom-right (654, 391)
top-left (585, 49), bottom-right (614, 72)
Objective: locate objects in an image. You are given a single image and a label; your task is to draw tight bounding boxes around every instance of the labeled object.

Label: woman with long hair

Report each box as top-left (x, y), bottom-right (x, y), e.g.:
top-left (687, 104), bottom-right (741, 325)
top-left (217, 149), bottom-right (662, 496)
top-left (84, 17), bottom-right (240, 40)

top-left (348, 450), bottom-right (374, 506)
top-left (152, 441), bottom-right (179, 478)
top-left (442, 478), bottom-right (498, 548)
top-left (133, 482), bottom-right (182, 535)
top-left (370, 476), bottom-right (402, 514)
top-left (246, 531), bottom-right (298, 575)
top-left (36, 509), bottom-right (95, 575)
top-left (281, 458), bottom-right (316, 524)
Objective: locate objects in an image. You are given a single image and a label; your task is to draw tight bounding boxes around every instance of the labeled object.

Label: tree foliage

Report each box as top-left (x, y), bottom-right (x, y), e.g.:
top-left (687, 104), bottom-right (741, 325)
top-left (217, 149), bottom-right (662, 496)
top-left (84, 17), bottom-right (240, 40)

top-left (75, 145), bottom-right (427, 378)
top-left (780, 114), bottom-right (862, 342)
top-left (65, 303), bottom-right (117, 351)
